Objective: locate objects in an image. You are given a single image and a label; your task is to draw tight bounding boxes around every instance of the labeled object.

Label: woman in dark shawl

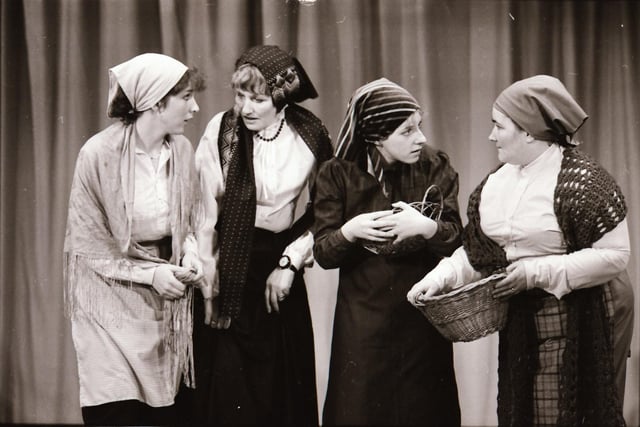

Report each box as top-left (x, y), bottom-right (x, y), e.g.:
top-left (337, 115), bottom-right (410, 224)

top-left (192, 45), bottom-right (332, 426)
top-left (409, 75), bottom-right (633, 426)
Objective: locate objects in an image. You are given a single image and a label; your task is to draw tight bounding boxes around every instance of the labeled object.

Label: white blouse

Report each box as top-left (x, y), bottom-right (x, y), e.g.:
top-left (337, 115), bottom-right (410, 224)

top-left (91, 140), bottom-right (197, 286)
top-left (253, 110), bottom-right (317, 232)
top-left (195, 109), bottom-right (316, 297)
top-left (132, 141), bottom-right (172, 241)
top-left (426, 144), bottom-right (630, 298)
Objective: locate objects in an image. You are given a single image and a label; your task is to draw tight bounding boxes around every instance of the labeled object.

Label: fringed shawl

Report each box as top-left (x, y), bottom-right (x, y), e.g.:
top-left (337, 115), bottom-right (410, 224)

top-left (463, 148), bottom-right (626, 426)
top-left (64, 121), bottom-right (201, 387)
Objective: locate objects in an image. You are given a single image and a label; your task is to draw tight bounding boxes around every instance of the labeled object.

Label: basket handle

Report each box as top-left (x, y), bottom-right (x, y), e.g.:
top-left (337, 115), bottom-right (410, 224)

top-left (420, 184), bottom-right (444, 220)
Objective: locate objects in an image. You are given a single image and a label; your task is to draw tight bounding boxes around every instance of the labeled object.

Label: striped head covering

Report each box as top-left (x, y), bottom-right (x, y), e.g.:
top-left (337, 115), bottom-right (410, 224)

top-left (494, 75), bottom-right (588, 146)
top-left (235, 45), bottom-right (318, 110)
top-left (335, 78), bottom-right (421, 196)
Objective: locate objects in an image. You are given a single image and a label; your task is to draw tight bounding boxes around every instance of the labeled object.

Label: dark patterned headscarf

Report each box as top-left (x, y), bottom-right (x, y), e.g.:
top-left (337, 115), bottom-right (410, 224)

top-left (494, 74), bottom-right (588, 146)
top-left (335, 78), bottom-right (421, 196)
top-left (235, 45), bottom-right (318, 110)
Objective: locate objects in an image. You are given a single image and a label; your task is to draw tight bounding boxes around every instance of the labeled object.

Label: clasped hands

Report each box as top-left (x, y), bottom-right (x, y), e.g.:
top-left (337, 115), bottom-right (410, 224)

top-left (341, 201), bottom-right (438, 244)
top-left (151, 252), bottom-right (204, 300)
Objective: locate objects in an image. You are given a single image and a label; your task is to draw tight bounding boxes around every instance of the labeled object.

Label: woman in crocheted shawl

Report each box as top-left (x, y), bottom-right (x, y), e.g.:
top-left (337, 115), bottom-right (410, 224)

top-left (191, 45), bottom-right (332, 425)
top-left (64, 53), bottom-right (205, 425)
top-left (408, 75), bottom-right (633, 426)
top-left (313, 78), bottom-right (462, 426)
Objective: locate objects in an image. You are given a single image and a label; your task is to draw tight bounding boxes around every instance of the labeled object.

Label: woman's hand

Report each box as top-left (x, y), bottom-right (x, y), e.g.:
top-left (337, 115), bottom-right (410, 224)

top-left (388, 201), bottom-right (438, 241)
top-left (407, 276), bottom-right (445, 306)
top-left (492, 261), bottom-right (527, 299)
top-left (265, 268), bottom-right (295, 314)
top-left (341, 209), bottom-right (395, 243)
top-left (152, 264), bottom-right (188, 299)
top-left (178, 252), bottom-right (204, 285)
top-left (204, 297), bottom-right (231, 329)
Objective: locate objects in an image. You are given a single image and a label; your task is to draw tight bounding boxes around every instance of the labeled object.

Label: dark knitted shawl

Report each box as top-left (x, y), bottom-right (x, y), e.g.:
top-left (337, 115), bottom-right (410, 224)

top-left (216, 104), bottom-right (332, 319)
top-left (463, 148), bottom-right (626, 426)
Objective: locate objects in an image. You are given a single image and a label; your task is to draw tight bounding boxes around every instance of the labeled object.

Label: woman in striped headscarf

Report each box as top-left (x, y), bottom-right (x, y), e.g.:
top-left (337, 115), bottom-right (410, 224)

top-left (312, 78), bottom-right (462, 426)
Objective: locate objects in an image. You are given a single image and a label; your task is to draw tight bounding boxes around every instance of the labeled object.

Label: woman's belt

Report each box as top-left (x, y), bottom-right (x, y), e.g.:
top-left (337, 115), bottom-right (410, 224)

top-left (137, 235), bottom-right (172, 261)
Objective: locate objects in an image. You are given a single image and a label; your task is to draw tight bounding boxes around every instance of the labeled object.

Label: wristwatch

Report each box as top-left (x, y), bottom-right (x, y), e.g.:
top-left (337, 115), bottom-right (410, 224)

top-left (278, 255), bottom-right (298, 273)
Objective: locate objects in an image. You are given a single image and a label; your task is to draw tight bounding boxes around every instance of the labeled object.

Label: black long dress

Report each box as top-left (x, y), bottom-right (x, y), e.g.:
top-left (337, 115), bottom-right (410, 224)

top-left (192, 228), bottom-right (318, 426)
top-left (313, 146), bottom-right (462, 426)
top-left (191, 106), bottom-right (332, 426)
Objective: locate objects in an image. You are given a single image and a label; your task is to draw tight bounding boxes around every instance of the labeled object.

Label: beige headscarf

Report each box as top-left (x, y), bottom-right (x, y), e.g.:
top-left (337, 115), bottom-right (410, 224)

top-left (65, 53), bottom-right (199, 387)
top-left (108, 52), bottom-right (188, 112)
top-left (494, 74), bottom-right (588, 146)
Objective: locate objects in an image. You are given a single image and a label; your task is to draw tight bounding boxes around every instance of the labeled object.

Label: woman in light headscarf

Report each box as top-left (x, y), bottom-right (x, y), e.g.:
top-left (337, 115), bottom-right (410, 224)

top-left (313, 78), bottom-right (462, 426)
top-left (192, 45), bottom-right (332, 425)
top-left (64, 53), bottom-right (205, 425)
top-left (408, 75), bottom-right (633, 426)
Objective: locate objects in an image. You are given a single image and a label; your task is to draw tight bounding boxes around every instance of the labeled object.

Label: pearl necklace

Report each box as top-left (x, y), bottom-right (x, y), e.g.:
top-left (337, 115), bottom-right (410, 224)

top-left (255, 117), bottom-right (285, 142)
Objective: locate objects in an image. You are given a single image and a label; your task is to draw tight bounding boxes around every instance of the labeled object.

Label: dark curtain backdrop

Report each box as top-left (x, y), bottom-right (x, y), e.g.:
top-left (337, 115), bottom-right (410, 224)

top-left (1, 0), bottom-right (638, 425)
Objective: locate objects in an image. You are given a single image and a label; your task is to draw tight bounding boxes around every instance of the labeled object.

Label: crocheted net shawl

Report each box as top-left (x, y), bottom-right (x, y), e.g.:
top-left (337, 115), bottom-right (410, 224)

top-left (463, 148), bottom-right (626, 426)
top-left (63, 121), bottom-right (201, 386)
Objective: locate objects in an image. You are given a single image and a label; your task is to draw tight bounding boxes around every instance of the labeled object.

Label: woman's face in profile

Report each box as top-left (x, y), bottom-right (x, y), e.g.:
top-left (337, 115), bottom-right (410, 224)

top-left (376, 110), bottom-right (426, 165)
top-left (488, 107), bottom-right (530, 165)
top-left (234, 88), bottom-right (278, 132)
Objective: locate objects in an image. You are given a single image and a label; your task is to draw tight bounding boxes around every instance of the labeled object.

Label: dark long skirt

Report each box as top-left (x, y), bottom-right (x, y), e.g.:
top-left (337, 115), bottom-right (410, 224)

top-left (192, 228), bottom-right (318, 426)
top-left (322, 254), bottom-right (461, 427)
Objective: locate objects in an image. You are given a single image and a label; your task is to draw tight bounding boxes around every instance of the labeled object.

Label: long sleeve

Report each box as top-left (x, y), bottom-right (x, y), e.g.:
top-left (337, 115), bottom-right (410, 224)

top-left (422, 246), bottom-right (483, 291)
top-left (89, 258), bottom-right (158, 285)
top-left (522, 218), bottom-right (630, 298)
top-left (364, 149), bottom-right (463, 259)
top-left (283, 231), bottom-right (314, 270)
top-left (65, 141), bottom-right (168, 287)
top-left (195, 113), bottom-right (226, 298)
top-left (478, 145), bottom-right (631, 299)
top-left (182, 233), bottom-right (199, 258)
top-left (312, 160), bottom-right (361, 269)
top-left (413, 156), bottom-right (463, 257)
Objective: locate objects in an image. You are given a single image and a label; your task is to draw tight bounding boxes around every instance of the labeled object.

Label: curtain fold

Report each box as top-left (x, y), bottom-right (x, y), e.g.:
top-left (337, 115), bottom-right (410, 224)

top-left (1, 1), bottom-right (638, 425)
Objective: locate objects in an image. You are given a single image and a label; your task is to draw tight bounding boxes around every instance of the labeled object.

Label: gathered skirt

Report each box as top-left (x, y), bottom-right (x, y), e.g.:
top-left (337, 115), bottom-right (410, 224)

top-left (191, 228), bottom-right (318, 426)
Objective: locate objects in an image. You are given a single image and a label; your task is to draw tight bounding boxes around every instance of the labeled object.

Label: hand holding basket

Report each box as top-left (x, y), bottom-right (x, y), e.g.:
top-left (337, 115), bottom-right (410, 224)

top-left (414, 273), bottom-right (509, 342)
top-left (363, 185), bottom-right (443, 255)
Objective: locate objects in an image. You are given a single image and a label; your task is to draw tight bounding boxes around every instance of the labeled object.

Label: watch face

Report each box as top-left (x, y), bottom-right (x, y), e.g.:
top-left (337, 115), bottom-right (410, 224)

top-left (278, 256), bottom-right (290, 268)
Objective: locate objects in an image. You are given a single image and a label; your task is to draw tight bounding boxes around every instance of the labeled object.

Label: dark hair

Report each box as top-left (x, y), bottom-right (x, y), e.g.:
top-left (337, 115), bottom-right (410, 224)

top-left (108, 86), bottom-right (140, 125)
top-left (108, 66), bottom-right (206, 125)
top-left (157, 66), bottom-right (207, 107)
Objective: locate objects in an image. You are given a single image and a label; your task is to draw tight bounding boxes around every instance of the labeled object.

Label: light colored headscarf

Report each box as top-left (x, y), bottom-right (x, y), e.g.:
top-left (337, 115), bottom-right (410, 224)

top-left (494, 74), bottom-right (588, 146)
top-left (65, 53), bottom-right (199, 387)
top-left (108, 52), bottom-right (188, 113)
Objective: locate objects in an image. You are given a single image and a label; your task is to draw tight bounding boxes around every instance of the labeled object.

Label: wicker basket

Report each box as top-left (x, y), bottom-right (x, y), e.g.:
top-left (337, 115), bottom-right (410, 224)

top-left (364, 185), bottom-right (443, 256)
top-left (416, 273), bottom-right (508, 342)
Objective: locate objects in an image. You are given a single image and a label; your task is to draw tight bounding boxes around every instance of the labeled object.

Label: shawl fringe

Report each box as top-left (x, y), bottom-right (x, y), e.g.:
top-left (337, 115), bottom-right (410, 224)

top-left (64, 252), bottom-right (195, 387)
